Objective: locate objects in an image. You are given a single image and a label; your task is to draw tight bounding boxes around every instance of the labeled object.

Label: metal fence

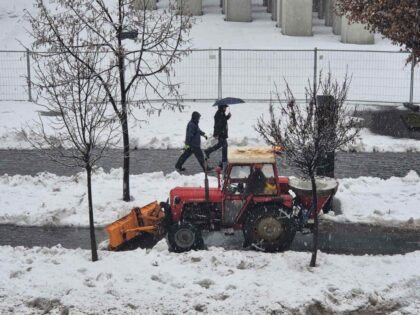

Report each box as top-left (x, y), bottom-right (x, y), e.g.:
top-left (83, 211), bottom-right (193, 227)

top-left (0, 48), bottom-right (418, 105)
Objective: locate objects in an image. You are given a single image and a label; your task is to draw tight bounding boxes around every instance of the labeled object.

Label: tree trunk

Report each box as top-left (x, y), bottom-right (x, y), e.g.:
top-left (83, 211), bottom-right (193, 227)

top-left (86, 166), bottom-right (98, 262)
top-left (309, 174), bottom-right (318, 267)
top-left (117, 12), bottom-right (130, 202)
top-left (121, 112), bottom-right (130, 202)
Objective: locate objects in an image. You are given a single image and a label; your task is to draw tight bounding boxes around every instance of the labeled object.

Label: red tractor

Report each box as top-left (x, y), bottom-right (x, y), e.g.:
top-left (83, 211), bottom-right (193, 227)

top-left (107, 147), bottom-right (337, 252)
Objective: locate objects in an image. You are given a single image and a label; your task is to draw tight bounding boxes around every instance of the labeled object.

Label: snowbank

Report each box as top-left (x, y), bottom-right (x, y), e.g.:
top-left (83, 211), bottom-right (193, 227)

top-left (331, 170), bottom-right (420, 225)
top-left (2, 101), bottom-right (420, 152)
top-left (0, 244), bottom-right (419, 314)
top-left (0, 168), bottom-right (217, 227)
top-left (0, 168), bottom-right (419, 227)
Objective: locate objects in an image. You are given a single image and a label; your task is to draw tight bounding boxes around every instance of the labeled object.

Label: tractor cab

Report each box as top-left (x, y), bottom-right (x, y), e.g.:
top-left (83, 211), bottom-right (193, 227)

top-left (220, 147), bottom-right (292, 227)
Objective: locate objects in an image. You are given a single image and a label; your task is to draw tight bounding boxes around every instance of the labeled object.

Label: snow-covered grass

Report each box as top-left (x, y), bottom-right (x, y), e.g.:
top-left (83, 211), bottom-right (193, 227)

top-left (0, 244), bottom-right (419, 314)
top-left (2, 100), bottom-right (420, 152)
top-left (0, 168), bottom-right (419, 227)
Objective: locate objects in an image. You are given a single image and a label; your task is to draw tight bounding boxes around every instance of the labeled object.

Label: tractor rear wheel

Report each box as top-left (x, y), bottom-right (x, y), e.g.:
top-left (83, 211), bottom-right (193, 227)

top-left (243, 205), bottom-right (295, 252)
top-left (167, 223), bottom-right (204, 253)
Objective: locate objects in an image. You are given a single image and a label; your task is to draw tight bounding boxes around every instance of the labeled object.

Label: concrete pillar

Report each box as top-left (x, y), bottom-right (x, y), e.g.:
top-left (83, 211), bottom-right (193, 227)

top-left (134, 0), bottom-right (156, 10)
top-left (267, 0), bottom-right (272, 13)
top-left (341, 15), bottom-right (374, 44)
top-left (282, 0), bottom-right (313, 36)
top-left (178, 0), bottom-right (202, 16)
top-left (332, 14), bottom-right (341, 35)
top-left (313, 0), bottom-right (319, 12)
top-left (276, 0), bottom-right (283, 27)
top-left (225, 0), bottom-right (252, 22)
top-left (318, 0), bottom-right (325, 19)
top-left (324, 0), bottom-right (333, 26)
top-left (332, 0), bottom-right (341, 34)
top-left (272, 0), bottom-right (277, 21)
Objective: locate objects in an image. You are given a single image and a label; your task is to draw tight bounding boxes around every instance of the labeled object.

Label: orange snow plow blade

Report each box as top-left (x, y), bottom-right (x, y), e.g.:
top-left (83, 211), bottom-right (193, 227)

top-left (106, 201), bottom-right (165, 250)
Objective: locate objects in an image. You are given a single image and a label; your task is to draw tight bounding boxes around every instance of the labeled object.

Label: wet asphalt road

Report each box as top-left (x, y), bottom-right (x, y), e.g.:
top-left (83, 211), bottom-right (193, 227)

top-left (1, 221), bottom-right (418, 255)
top-left (0, 149), bottom-right (419, 179)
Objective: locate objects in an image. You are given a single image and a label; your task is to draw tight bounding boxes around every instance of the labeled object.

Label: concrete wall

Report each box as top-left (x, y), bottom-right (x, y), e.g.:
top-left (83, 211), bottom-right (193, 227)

top-left (134, 0), bottom-right (157, 10)
top-left (282, 0), bottom-right (313, 36)
top-left (226, 0), bottom-right (252, 22)
top-left (276, 0), bottom-right (282, 27)
top-left (341, 16), bottom-right (374, 44)
top-left (178, 0), bottom-right (202, 16)
top-left (324, 0), bottom-right (333, 26)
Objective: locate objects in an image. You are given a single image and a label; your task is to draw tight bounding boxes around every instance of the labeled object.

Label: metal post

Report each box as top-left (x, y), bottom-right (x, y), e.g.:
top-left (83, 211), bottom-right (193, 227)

top-left (313, 47), bottom-right (318, 97)
top-left (409, 52), bottom-right (415, 104)
top-left (26, 49), bottom-right (32, 102)
top-left (218, 47), bottom-right (222, 100)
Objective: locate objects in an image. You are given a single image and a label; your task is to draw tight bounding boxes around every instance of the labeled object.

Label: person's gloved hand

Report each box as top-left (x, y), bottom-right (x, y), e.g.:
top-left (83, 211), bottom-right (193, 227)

top-left (203, 134), bottom-right (208, 140)
top-left (184, 144), bottom-right (190, 150)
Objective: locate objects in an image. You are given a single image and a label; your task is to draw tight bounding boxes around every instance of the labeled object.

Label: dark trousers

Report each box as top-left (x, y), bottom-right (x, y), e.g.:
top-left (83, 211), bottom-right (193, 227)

top-left (175, 146), bottom-right (206, 171)
top-left (205, 137), bottom-right (228, 162)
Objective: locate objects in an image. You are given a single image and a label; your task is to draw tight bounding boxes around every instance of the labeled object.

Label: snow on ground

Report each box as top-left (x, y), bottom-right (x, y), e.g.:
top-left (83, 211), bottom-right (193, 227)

top-left (0, 168), bottom-right (217, 226)
top-left (0, 0), bottom-right (397, 51)
top-left (0, 168), bottom-right (419, 227)
top-left (2, 100), bottom-right (420, 152)
top-left (0, 244), bottom-right (419, 314)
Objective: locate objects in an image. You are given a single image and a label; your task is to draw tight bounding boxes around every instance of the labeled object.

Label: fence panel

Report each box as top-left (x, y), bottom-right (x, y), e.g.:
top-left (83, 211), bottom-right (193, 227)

top-left (0, 51), bottom-right (28, 101)
top-left (317, 50), bottom-right (412, 104)
top-left (221, 49), bottom-right (314, 101)
top-left (172, 49), bottom-right (219, 100)
top-left (123, 49), bottom-right (219, 102)
top-left (0, 49), bottom-right (419, 105)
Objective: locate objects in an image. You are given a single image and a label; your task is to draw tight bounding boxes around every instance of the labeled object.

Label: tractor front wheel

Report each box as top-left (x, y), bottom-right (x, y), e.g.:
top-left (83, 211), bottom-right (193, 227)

top-left (167, 223), bottom-right (204, 253)
top-left (243, 205), bottom-right (295, 252)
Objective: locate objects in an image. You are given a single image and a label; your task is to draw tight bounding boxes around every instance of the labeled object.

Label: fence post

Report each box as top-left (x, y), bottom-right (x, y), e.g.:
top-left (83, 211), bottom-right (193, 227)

top-left (218, 47), bottom-right (222, 100)
top-left (313, 47), bottom-right (318, 97)
top-left (409, 52), bottom-right (415, 104)
top-left (26, 49), bottom-right (32, 102)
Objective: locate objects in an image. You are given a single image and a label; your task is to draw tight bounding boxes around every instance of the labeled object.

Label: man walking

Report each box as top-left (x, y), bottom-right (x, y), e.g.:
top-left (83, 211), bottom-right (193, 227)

top-left (175, 111), bottom-right (212, 172)
top-left (204, 104), bottom-right (231, 167)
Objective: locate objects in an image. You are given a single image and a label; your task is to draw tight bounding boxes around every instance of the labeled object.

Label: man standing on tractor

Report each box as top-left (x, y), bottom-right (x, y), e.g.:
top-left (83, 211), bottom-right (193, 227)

top-left (175, 111), bottom-right (213, 172)
top-left (204, 104), bottom-right (231, 168)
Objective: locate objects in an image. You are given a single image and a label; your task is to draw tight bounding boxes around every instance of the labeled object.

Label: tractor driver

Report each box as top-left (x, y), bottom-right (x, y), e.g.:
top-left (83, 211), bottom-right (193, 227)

top-left (246, 164), bottom-right (267, 195)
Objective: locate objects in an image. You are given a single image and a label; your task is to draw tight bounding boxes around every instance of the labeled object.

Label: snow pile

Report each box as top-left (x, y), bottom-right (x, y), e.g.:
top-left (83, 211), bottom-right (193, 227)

top-left (0, 168), bottom-right (217, 226)
top-left (0, 244), bottom-right (419, 314)
top-left (0, 168), bottom-right (419, 227)
top-left (332, 170), bottom-right (420, 225)
top-left (2, 101), bottom-right (420, 152)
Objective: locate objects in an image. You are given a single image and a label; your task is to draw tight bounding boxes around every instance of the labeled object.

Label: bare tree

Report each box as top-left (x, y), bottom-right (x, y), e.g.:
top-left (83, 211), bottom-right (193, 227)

top-left (26, 0), bottom-right (193, 201)
top-left (24, 42), bottom-right (117, 262)
top-left (255, 73), bottom-right (360, 267)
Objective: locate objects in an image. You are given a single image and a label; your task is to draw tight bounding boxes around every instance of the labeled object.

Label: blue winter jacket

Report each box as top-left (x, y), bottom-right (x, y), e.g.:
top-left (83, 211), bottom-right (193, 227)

top-left (185, 120), bottom-right (205, 148)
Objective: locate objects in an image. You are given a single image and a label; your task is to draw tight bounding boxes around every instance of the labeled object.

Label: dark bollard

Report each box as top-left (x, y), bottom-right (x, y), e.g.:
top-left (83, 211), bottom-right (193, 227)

top-left (316, 95), bottom-right (336, 213)
top-left (316, 94), bottom-right (336, 178)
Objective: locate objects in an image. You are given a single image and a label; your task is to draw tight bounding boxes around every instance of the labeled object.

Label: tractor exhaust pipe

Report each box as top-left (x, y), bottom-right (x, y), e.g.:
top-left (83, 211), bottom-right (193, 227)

top-left (204, 159), bottom-right (210, 202)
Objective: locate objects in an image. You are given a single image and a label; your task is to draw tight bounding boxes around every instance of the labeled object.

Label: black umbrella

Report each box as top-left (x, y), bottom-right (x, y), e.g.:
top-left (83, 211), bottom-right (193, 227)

top-left (213, 97), bottom-right (245, 107)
